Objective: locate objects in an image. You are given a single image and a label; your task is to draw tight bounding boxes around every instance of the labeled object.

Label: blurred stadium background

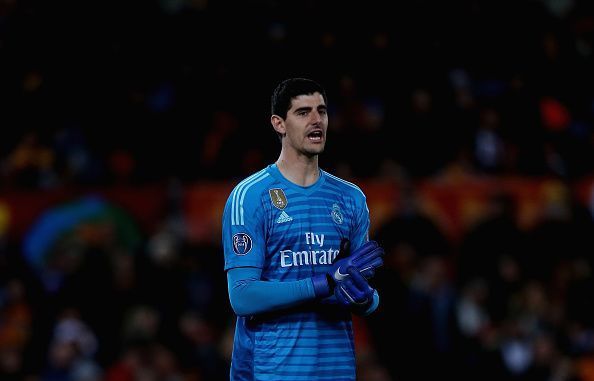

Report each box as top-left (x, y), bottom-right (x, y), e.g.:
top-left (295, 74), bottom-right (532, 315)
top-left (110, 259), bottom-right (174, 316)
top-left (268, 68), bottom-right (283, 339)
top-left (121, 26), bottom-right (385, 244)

top-left (1, 0), bottom-right (594, 380)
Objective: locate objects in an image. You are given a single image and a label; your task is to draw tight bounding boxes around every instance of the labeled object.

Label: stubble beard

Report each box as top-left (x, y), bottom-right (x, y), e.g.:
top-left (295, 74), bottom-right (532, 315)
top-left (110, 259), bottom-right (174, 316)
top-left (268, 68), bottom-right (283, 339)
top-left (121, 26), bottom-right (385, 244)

top-left (302, 143), bottom-right (325, 158)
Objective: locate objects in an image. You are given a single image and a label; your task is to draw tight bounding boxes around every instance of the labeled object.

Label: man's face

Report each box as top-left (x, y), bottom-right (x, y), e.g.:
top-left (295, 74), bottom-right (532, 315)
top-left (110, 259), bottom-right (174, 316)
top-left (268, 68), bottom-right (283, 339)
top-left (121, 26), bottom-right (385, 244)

top-left (282, 92), bottom-right (328, 157)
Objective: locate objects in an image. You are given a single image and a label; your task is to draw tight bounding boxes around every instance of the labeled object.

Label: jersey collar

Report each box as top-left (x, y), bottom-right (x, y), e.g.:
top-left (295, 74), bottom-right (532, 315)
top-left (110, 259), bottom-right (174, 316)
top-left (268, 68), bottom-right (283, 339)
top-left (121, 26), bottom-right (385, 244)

top-left (268, 163), bottom-right (326, 195)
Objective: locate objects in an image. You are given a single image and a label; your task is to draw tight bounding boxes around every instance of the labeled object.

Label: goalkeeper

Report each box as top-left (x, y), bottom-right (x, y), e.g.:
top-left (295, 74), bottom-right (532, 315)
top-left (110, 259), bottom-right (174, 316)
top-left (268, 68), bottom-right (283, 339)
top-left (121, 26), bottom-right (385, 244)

top-left (222, 77), bottom-right (385, 381)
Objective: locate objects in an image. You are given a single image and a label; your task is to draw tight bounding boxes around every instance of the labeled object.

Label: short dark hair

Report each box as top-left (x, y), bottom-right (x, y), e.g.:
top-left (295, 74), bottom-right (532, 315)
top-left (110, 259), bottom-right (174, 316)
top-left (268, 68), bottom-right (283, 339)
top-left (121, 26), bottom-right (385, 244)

top-left (271, 78), bottom-right (328, 119)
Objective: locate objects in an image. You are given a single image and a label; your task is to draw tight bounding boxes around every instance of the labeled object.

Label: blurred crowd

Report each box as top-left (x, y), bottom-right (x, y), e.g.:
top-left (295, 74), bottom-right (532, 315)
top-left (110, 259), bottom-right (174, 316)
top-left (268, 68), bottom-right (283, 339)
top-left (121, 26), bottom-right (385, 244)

top-left (1, 0), bottom-right (594, 188)
top-left (2, 0), bottom-right (594, 380)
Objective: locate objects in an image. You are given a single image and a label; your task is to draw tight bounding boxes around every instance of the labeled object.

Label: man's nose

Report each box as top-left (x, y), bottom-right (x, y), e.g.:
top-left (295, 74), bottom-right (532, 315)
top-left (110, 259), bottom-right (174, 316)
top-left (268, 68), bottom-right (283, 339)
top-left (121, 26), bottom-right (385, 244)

top-left (310, 111), bottom-right (322, 124)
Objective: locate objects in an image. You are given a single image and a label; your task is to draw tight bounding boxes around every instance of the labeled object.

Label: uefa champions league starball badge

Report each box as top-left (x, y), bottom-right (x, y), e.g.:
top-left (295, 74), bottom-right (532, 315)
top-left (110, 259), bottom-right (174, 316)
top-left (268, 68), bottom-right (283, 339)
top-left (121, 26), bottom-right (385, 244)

top-left (232, 233), bottom-right (253, 255)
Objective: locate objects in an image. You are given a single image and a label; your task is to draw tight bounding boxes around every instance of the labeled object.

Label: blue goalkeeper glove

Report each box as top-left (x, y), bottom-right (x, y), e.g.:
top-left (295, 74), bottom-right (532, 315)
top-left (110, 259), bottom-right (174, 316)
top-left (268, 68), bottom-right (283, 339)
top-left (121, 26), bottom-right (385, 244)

top-left (335, 266), bottom-right (375, 308)
top-left (312, 238), bottom-right (384, 298)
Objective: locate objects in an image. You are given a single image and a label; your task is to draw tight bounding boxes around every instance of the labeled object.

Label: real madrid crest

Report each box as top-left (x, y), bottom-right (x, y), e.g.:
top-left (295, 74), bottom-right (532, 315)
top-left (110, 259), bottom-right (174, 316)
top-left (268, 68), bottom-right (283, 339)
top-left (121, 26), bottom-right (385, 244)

top-left (269, 188), bottom-right (288, 210)
top-left (331, 203), bottom-right (343, 224)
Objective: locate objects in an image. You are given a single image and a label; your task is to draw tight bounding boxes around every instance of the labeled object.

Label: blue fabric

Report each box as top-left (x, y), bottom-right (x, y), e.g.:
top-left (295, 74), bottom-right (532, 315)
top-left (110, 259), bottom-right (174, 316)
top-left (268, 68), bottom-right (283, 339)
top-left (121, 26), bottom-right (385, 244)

top-left (227, 267), bottom-right (315, 317)
top-left (311, 273), bottom-right (331, 297)
top-left (222, 164), bottom-right (377, 380)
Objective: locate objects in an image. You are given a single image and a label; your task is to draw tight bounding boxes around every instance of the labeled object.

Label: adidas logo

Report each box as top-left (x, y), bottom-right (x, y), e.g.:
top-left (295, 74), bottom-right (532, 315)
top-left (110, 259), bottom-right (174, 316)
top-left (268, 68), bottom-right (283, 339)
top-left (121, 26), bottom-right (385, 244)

top-left (276, 211), bottom-right (293, 224)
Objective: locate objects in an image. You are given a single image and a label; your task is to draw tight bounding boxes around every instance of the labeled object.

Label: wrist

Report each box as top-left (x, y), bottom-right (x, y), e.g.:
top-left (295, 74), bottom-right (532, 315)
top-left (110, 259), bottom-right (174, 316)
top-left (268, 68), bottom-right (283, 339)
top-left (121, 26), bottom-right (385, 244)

top-left (311, 274), bottom-right (333, 298)
top-left (355, 290), bottom-right (379, 316)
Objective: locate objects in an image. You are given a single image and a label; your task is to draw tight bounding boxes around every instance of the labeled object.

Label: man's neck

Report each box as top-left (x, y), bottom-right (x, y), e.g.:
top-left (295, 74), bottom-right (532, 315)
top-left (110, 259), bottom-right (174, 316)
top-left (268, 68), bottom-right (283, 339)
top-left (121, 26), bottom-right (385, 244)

top-left (276, 151), bottom-right (319, 187)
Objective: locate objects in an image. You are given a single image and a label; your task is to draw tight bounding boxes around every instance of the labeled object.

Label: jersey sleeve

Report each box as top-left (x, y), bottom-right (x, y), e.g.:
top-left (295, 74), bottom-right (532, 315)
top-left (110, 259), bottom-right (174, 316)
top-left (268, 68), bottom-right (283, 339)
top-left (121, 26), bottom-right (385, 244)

top-left (222, 186), bottom-right (267, 271)
top-left (350, 192), bottom-right (371, 251)
top-left (227, 267), bottom-right (316, 317)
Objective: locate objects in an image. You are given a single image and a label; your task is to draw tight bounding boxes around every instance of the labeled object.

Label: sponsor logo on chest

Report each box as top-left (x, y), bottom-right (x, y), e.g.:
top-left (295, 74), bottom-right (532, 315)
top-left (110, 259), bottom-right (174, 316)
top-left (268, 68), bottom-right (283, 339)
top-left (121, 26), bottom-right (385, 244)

top-left (279, 232), bottom-right (341, 268)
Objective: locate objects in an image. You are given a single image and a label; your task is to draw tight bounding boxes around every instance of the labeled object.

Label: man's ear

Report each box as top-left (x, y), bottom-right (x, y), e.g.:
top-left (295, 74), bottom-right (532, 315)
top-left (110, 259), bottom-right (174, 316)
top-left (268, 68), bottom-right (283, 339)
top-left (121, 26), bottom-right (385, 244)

top-left (271, 115), bottom-right (286, 136)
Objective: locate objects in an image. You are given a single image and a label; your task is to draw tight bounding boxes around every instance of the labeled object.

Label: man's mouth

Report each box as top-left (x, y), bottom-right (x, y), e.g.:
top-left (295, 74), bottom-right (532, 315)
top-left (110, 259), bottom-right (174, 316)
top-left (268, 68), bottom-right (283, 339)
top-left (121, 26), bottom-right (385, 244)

top-left (308, 130), bottom-right (323, 141)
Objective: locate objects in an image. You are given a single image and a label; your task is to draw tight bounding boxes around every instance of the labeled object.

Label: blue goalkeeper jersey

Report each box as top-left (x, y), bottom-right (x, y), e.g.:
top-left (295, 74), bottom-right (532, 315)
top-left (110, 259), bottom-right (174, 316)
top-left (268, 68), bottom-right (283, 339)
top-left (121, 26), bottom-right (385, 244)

top-left (222, 163), bottom-right (371, 381)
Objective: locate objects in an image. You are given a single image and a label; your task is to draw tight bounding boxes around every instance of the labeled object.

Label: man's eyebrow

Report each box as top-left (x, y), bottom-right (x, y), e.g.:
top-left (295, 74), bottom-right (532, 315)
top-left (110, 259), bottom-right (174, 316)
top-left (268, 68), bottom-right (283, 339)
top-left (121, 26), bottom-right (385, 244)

top-left (293, 104), bottom-right (327, 113)
top-left (293, 106), bottom-right (313, 113)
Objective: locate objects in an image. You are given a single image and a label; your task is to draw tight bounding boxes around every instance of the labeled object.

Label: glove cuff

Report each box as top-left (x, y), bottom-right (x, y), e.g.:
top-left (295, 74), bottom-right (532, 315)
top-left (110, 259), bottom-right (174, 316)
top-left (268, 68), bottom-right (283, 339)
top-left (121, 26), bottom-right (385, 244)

top-left (311, 274), bottom-right (333, 298)
top-left (356, 289), bottom-right (380, 316)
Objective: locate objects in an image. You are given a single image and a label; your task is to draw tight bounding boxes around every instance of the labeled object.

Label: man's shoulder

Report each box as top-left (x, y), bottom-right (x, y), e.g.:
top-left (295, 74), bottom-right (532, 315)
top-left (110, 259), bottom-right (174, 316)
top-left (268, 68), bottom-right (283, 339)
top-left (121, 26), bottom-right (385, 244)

top-left (322, 170), bottom-right (366, 198)
top-left (228, 166), bottom-right (275, 200)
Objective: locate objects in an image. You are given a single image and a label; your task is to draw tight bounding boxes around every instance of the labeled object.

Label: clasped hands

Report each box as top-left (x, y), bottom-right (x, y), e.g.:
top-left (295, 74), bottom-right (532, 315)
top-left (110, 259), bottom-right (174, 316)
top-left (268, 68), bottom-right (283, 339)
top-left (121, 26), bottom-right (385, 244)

top-left (312, 239), bottom-right (384, 308)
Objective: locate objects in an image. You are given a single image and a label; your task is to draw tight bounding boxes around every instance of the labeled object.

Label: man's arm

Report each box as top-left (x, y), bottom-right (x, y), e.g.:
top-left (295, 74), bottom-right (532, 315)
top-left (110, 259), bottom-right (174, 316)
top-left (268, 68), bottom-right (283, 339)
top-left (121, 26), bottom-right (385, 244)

top-left (227, 239), bottom-right (384, 317)
top-left (227, 266), bottom-right (317, 317)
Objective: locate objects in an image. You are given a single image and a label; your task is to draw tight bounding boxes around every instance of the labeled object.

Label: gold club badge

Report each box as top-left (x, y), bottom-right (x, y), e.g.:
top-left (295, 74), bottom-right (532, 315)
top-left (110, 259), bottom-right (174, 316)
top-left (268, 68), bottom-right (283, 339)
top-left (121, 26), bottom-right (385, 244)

top-left (269, 188), bottom-right (288, 210)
